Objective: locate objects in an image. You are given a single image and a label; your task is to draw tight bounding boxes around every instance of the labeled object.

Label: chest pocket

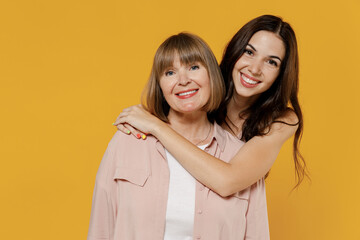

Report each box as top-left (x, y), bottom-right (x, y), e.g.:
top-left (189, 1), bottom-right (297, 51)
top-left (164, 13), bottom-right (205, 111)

top-left (113, 167), bottom-right (149, 187)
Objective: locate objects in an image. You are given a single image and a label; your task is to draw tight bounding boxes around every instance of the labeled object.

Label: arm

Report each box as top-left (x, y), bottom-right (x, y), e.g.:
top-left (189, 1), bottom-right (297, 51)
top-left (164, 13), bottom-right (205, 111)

top-left (115, 105), bottom-right (298, 197)
top-left (87, 137), bottom-right (118, 240)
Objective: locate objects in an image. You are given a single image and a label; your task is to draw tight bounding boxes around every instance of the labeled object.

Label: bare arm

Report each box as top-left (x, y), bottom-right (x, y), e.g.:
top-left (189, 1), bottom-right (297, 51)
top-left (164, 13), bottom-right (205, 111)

top-left (115, 105), bottom-right (298, 197)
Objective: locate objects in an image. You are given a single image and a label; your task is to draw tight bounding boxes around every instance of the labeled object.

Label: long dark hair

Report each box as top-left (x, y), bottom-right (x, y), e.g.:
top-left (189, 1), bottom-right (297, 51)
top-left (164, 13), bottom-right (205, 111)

top-left (218, 15), bottom-right (308, 187)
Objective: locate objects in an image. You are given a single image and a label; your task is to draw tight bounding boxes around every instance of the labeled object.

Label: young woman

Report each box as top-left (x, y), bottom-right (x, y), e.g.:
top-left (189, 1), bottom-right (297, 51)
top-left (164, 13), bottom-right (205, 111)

top-left (88, 33), bottom-right (269, 240)
top-left (114, 15), bottom-right (308, 197)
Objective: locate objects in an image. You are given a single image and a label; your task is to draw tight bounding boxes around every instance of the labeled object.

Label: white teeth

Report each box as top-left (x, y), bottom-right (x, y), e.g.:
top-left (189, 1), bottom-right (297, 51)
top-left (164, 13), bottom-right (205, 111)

top-left (242, 74), bottom-right (258, 84)
top-left (178, 90), bottom-right (197, 96)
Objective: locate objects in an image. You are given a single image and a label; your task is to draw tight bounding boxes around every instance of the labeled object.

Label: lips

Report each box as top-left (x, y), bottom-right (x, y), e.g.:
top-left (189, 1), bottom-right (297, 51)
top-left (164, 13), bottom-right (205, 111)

top-left (175, 89), bottom-right (199, 99)
top-left (240, 73), bottom-right (261, 88)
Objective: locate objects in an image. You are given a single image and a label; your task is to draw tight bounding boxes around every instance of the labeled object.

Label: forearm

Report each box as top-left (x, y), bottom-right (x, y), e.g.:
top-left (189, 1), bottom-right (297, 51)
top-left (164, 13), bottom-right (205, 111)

top-left (153, 122), bottom-right (229, 195)
top-left (153, 122), bottom-right (278, 197)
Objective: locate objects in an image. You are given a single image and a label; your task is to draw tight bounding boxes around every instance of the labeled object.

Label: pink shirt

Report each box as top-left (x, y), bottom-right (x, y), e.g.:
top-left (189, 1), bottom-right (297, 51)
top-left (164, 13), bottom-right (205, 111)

top-left (87, 123), bottom-right (269, 240)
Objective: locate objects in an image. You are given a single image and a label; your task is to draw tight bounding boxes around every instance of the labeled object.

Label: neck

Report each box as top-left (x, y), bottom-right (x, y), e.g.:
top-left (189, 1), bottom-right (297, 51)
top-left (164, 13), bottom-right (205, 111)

top-left (228, 93), bottom-right (258, 114)
top-left (167, 110), bottom-right (212, 145)
top-left (224, 94), bottom-right (258, 137)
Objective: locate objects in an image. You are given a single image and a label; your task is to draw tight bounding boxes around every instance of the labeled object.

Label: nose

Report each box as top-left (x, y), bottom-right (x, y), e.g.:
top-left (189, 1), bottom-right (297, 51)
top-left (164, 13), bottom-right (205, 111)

top-left (248, 59), bottom-right (262, 76)
top-left (178, 70), bottom-right (191, 85)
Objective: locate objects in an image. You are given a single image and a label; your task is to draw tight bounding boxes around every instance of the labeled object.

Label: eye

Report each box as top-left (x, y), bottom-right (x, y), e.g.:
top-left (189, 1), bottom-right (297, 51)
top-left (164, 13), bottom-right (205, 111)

top-left (190, 65), bottom-right (200, 70)
top-left (244, 49), bottom-right (254, 56)
top-left (267, 59), bottom-right (279, 67)
top-left (165, 70), bottom-right (175, 76)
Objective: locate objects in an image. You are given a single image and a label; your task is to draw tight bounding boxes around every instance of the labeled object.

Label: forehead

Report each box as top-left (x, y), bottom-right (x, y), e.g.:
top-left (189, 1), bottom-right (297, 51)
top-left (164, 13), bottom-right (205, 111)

top-left (158, 49), bottom-right (206, 73)
top-left (248, 30), bottom-right (285, 59)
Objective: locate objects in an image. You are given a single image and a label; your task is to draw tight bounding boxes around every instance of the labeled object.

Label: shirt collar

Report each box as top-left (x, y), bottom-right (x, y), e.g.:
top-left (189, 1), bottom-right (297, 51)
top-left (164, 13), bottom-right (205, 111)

top-left (153, 121), bottom-right (228, 153)
top-left (207, 122), bottom-right (226, 152)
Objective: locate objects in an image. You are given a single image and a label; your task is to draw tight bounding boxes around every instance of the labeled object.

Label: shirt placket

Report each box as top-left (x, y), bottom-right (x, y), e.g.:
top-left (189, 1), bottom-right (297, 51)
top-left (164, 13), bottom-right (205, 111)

top-left (193, 142), bottom-right (219, 240)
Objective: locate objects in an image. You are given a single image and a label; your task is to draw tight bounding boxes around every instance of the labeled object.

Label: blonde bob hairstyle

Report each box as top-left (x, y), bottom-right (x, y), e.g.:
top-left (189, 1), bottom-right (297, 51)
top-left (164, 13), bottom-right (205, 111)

top-left (142, 32), bottom-right (225, 123)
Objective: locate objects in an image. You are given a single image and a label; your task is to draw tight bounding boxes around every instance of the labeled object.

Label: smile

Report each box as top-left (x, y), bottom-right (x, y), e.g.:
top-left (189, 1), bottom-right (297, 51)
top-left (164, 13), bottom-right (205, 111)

top-left (175, 89), bottom-right (199, 99)
top-left (240, 73), bottom-right (260, 88)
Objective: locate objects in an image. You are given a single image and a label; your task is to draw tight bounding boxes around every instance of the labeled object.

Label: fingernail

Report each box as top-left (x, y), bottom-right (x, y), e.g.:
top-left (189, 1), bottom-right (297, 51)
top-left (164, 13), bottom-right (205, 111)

top-left (136, 134), bottom-right (141, 139)
top-left (126, 130), bottom-right (131, 134)
top-left (142, 135), bottom-right (147, 140)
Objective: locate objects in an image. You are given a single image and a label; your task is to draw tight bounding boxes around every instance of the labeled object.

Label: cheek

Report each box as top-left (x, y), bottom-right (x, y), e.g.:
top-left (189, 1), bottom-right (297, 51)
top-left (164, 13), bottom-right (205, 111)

top-left (197, 70), bottom-right (211, 89)
top-left (201, 74), bottom-right (211, 87)
top-left (233, 58), bottom-right (244, 71)
top-left (159, 79), bottom-right (174, 95)
top-left (203, 80), bottom-right (212, 99)
top-left (232, 58), bottom-right (246, 76)
top-left (265, 69), bottom-right (280, 85)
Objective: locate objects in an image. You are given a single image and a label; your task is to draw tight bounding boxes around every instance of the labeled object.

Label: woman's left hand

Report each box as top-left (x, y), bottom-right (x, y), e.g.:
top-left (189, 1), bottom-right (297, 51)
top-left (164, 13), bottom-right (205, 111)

top-left (113, 105), bottom-right (164, 139)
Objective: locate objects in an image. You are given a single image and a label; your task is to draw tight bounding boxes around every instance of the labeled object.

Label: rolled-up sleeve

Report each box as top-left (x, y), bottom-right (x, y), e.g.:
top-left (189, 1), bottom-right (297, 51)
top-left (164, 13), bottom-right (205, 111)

top-left (245, 178), bottom-right (270, 240)
top-left (87, 137), bottom-right (118, 240)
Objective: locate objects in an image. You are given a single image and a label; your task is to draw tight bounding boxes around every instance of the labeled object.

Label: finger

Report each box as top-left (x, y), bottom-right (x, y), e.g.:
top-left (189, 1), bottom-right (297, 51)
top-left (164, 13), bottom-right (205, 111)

top-left (123, 123), bottom-right (147, 140)
top-left (114, 114), bottom-right (121, 125)
top-left (116, 123), bottom-right (131, 135)
top-left (114, 106), bottom-right (134, 124)
top-left (113, 112), bottom-right (129, 126)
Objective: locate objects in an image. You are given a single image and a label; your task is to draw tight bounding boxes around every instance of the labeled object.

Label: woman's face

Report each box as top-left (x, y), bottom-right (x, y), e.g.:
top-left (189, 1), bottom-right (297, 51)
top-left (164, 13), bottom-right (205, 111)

top-left (231, 30), bottom-right (286, 99)
top-left (159, 55), bottom-right (211, 115)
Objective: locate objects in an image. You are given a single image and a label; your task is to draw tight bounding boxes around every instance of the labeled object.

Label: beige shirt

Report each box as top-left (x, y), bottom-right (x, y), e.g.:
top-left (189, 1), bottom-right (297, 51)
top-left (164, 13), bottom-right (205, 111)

top-left (87, 123), bottom-right (270, 240)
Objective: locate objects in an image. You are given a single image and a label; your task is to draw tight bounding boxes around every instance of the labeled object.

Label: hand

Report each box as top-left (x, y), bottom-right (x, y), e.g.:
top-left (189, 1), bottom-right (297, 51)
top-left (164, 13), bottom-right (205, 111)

top-left (114, 122), bottom-right (147, 139)
top-left (113, 105), bottom-right (163, 139)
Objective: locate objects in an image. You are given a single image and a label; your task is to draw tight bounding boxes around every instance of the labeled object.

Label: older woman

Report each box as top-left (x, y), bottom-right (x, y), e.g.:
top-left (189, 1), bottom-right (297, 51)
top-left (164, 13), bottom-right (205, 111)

top-left (115, 15), bottom-right (308, 196)
top-left (88, 33), bottom-right (269, 240)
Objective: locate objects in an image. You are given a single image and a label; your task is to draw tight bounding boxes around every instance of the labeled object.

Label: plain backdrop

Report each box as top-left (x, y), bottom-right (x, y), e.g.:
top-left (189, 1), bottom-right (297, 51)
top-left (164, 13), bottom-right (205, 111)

top-left (1, 0), bottom-right (359, 239)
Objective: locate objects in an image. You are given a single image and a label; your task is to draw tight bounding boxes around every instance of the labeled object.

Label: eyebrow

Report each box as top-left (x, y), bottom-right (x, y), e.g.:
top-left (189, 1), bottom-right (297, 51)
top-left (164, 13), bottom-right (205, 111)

top-left (247, 44), bottom-right (282, 62)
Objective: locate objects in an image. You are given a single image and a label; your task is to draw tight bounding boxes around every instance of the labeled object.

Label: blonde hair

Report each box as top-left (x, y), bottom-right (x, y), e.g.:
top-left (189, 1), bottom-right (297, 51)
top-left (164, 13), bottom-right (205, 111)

top-left (142, 32), bottom-right (225, 122)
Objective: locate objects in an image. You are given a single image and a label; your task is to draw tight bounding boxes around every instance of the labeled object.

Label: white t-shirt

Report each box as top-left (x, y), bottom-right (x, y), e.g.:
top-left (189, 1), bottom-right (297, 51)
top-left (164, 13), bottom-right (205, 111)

top-left (163, 145), bottom-right (207, 240)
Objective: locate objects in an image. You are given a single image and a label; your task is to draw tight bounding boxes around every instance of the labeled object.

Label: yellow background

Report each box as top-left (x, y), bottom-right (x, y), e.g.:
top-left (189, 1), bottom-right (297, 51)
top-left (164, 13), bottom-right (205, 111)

top-left (1, 0), bottom-right (359, 239)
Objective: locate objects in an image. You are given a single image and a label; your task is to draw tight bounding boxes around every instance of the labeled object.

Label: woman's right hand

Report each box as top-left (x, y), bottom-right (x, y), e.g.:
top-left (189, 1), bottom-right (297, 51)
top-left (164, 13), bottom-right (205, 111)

top-left (113, 105), bottom-right (164, 140)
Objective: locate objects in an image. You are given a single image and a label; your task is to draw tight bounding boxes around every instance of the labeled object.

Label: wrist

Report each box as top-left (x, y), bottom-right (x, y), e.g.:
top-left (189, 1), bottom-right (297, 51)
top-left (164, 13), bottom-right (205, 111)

top-left (151, 119), bottom-right (167, 137)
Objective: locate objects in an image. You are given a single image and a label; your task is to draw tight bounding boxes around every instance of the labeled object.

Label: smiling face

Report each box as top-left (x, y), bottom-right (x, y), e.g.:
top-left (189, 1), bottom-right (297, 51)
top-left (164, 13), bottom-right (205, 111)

top-left (159, 55), bottom-right (211, 115)
top-left (232, 30), bottom-right (286, 99)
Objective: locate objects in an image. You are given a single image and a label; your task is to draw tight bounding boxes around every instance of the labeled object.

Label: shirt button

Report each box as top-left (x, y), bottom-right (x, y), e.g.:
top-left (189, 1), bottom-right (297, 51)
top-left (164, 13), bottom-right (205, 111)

top-left (197, 209), bottom-right (202, 214)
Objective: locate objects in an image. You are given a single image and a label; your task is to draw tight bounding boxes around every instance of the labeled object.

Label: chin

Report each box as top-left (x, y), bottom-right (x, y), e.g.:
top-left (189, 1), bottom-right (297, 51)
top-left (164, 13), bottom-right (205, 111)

top-left (234, 87), bottom-right (252, 97)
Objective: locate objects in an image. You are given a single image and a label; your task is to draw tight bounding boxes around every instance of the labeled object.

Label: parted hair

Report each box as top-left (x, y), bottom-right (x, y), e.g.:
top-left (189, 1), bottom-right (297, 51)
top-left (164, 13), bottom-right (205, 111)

top-left (142, 32), bottom-right (225, 123)
top-left (218, 15), bottom-right (308, 187)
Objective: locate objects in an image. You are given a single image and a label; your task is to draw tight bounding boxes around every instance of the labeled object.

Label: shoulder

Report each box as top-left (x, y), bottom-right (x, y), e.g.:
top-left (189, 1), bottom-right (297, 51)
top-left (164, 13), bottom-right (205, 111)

top-left (107, 131), bottom-right (155, 153)
top-left (107, 130), bottom-right (132, 149)
top-left (214, 123), bottom-right (244, 155)
top-left (109, 130), bottom-right (133, 143)
top-left (279, 109), bottom-right (299, 125)
top-left (103, 131), bottom-right (157, 170)
top-left (96, 132), bottom-right (154, 187)
top-left (267, 109), bottom-right (300, 140)
top-left (224, 129), bottom-right (244, 146)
